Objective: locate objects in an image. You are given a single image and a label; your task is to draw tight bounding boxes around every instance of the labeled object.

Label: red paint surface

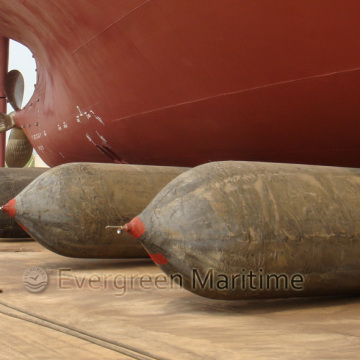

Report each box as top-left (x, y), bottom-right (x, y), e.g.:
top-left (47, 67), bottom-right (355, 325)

top-left (125, 217), bottom-right (145, 239)
top-left (148, 253), bottom-right (168, 266)
top-left (0, 2), bottom-right (359, 167)
top-left (2, 198), bottom-right (16, 218)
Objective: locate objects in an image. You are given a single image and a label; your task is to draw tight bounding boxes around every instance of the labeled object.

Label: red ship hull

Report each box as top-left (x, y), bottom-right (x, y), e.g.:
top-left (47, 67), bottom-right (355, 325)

top-left (0, 0), bottom-right (360, 167)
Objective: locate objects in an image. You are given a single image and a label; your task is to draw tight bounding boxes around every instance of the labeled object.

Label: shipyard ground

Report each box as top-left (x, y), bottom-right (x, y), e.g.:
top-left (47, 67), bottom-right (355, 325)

top-left (0, 239), bottom-right (360, 359)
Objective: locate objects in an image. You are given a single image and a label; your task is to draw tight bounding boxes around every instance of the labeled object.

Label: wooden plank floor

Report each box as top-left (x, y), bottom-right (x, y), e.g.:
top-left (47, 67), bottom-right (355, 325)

top-left (0, 239), bottom-right (360, 359)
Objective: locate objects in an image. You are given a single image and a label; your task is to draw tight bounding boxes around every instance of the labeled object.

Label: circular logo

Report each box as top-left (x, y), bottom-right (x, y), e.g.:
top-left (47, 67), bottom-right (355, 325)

top-left (22, 266), bottom-right (48, 293)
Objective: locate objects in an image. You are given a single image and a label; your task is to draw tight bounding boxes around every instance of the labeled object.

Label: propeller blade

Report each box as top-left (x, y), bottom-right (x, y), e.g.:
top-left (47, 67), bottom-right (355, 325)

top-left (5, 128), bottom-right (33, 168)
top-left (0, 112), bottom-right (15, 133)
top-left (4, 70), bottom-right (24, 111)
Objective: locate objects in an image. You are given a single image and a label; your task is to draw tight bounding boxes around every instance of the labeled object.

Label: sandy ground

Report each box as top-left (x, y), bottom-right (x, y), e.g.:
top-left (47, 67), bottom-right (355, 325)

top-left (0, 239), bottom-right (360, 359)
